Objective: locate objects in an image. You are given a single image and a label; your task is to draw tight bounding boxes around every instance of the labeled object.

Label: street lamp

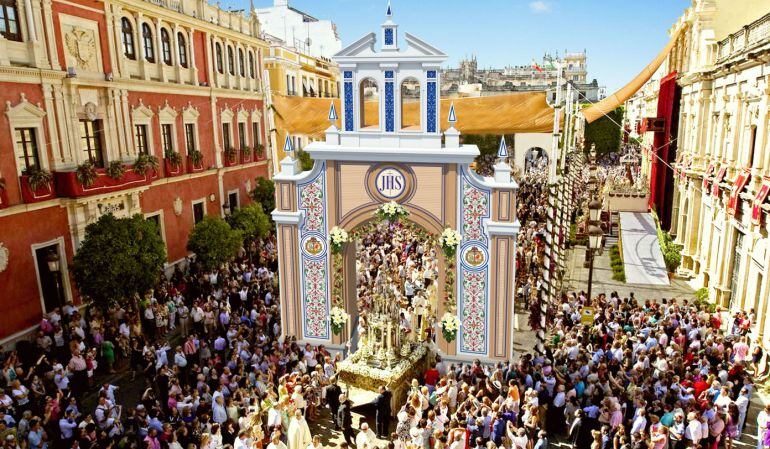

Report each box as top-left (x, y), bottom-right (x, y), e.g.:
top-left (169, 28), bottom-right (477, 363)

top-left (588, 198), bottom-right (601, 223)
top-left (45, 250), bottom-right (62, 308)
top-left (223, 202), bottom-right (231, 217)
top-left (586, 224), bottom-right (603, 301)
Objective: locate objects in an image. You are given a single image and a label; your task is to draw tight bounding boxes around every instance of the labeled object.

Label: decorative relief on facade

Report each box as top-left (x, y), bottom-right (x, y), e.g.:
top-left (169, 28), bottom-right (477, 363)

top-left (461, 178), bottom-right (490, 243)
top-left (384, 28), bottom-right (394, 45)
top-left (0, 242), bottom-right (8, 273)
top-left (65, 28), bottom-right (97, 71)
top-left (460, 271), bottom-right (486, 353)
top-left (385, 81), bottom-right (395, 132)
top-left (344, 81), bottom-right (354, 132)
top-left (426, 81), bottom-right (437, 132)
top-left (173, 197), bottom-right (183, 216)
top-left (297, 165), bottom-right (330, 340)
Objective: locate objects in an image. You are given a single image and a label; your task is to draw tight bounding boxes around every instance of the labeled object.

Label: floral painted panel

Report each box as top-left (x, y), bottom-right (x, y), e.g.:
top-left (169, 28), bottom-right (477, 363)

top-left (460, 270), bottom-right (487, 353)
top-left (462, 178), bottom-right (490, 243)
top-left (299, 174), bottom-right (326, 233)
top-left (303, 259), bottom-right (329, 338)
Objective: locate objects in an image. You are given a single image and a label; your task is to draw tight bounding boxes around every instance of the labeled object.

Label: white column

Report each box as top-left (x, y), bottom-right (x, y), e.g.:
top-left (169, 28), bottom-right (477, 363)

top-left (155, 18), bottom-right (166, 82)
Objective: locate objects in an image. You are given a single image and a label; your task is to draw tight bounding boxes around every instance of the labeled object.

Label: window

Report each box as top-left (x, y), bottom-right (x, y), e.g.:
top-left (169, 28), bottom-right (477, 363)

top-left (286, 74), bottom-right (291, 95)
top-left (192, 200), bottom-right (205, 224)
top-left (178, 32), bottom-right (188, 68)
top-left (359, 77), bottom-right (380, 130)
top-left (160, 28), bottom-right (172, 65)
top-left (228, 191), bottom-right (239, 213)
top-left (748, 125), bottom-right (758, 166)
top-left (145, 213), bottom-right (164, 241)
top-left (161, 124), bottom-right (174, 153)
top-left (222, 123), bottom-right (231, 149)
top-left (15, 128), bottom-right (40, 171)
top-left (135, 124), bottom-right (149, 154)
top-left (215, 43), bottom-right (223, 73)
top-left (142, 23), bottom-right (154, 62)
top-left (80, 120), bottom-right (104, 167)
top-left (0, 0), bottom-right (21, 41)
top-left (185, 123), bottom-right (196, 154)
top-left (227, 46), bottom-right (234, 75)
top-left (400, 78), bottom-right (421, 130)
top-left (252, 122), bottom-right (260, 146)
top-left (238, 48), bottom-right (245, 77)
top-left (248, 52), bottom-right (254, 78)
top-left (121, 18), bottom-right (135, 59)
top-left (238, 122), bottom-right (246, 149)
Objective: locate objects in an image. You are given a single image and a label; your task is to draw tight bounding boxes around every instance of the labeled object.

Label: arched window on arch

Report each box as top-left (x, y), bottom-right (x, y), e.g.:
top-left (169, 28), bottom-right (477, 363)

top-left (215, 42), bottom-right (223, 73)
top-left (160, 28), bottom-right (172, 65)
top-left (248, 52), bottom-right (255, 78)
top-left (227, 46), bottom-right (234, 75)
top-left (400, 78), bottom-right (421, 131)
top-left (359, 77), bottom-right (379, 130)
top-left (121, 18), bottom-right (135, 59)
top-left (142, 23), bottom-right (154, 62)
top-left (524, 147), bottom-right (548, 173)
top-left (238, 48), bottom-right (245, 77)
top-left (177, 32), bottom-right (188, 68)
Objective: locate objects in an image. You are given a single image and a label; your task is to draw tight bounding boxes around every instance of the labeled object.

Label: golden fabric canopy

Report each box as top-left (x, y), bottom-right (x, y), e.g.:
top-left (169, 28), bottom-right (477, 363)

top-left (271, 91), bottom-right (555, 139)
top-left (581, 25), bottom-right (687, 124)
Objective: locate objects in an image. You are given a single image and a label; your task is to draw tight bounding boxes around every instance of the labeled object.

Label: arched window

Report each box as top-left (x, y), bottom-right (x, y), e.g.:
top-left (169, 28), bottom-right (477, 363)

top-left (142, 23), bottom-right (154, 62)
top-left (248, 52), bottom-right (255, 78)
top-left (400, 78), bottom-right (421, 130)
top-left (238, 48), bottom-right (245, 77)
top-left (121, 18), bottom-right (135, 59)
top-left (524, 147), bottom-right (549, 173)
top-left (0, 0), bottom-right (21, 41)
top-left (359, 77), bottom-right (380, 130)
top-left (215, 43), bottom-right (223, 73)
top-left (177, 32), bottom-right (188, 68)
top-left (227, 46), bottom-right (234, 75)
top-left (160, 28), bottom-right (172, 65)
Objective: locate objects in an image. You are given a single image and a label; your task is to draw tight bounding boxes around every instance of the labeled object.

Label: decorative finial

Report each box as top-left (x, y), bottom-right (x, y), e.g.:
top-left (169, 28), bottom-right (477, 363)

top-left (328, 102), bottom-right (338, 123)
top-left (497, 136), bottom-right (508, 159)
top-left (284, 135), bottom-right (294, 157)
top-left (448, 102), bottom-right (457, 125)
top-left (386, 1), bottom-right (392, 17)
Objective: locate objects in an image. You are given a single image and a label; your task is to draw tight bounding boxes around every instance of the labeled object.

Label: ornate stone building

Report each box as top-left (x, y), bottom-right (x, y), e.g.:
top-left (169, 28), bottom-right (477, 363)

top-left (632, 1), bottom-right (770, 343)
top-left (0, 0), bottom-right (275, 343)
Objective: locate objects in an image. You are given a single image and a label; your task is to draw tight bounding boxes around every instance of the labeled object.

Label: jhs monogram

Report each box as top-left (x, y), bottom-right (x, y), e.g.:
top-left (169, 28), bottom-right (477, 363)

top-left (375, 168), bottom-right (406, 198)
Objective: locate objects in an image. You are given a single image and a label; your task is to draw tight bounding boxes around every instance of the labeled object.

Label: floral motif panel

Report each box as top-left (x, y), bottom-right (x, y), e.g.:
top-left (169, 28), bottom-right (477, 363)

top-left (344, 81), bottom-right (354, 132)
top-left (297, 166), bottom-right (330, 340)
top-left (426, 81), bottom-right (437, 133)
top-left (461, 179), bottom-right (490, 243)
top-left (460, 271), bottom-right (487, 353)
top-left (385, 81), bottom-right (395, 132)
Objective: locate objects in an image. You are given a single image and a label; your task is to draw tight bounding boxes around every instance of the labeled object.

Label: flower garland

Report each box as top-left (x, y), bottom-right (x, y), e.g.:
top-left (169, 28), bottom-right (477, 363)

top-left (438, 228), bottom-right (462, 259)
top-left (330, 306), bottom-right (349, 335)
top-left (332, 252), bottom-right (344, 309)
top-left (375, 201), bottom-right (409, 222)
top-left (329, 226), bottom-right (349, 254)
top-left (440, 312), bottom-right (461, 343)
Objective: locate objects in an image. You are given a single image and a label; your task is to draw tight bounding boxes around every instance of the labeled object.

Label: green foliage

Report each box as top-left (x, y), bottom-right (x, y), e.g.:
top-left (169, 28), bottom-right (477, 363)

top-left (76, 161), bottom-right (98, 187)
top-left (165, 150), bottom-right (182, 167)
top-left (584, 106), bottom-right (623, 156)
top-left (224, 146), bottom-right (238, 162)
top-left (187, 217), bottom-right (243, 270)
top-left (255, 144), bottom-right (265, 158)
top-left (296, 149), bottom-right (314, 171)
top-left (249, 177), bottom-right (276, 217)
top-left (609, 244), bottom-right (626, 282)
top-left (651, 208), bottom-right (682, 273)
top-left (106, 161), bottom-right (126, 179)
top-left (694, 287), bottom-right (708, 302)
top-left (241, 146), bottom-right (252, 157)
top-left (188, 150), bottom-right (203, 167)
top-left (462, 134), bottom-right (501, 175)
top-left (133, 154), bottom-right (160, 175)
top-left (693, 288), bottom-right (716, 313)
top-left (72, 214), bottom-right (166, 305)
top-left (24, 167), bottom-right (53, 191)
top-left (227, 204), bottom-right (271, 242)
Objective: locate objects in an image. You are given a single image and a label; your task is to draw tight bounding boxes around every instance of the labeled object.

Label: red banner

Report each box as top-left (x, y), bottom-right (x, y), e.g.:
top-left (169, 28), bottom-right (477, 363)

top-left (726, 171), bottom-right (750, 215)
top-left (702, 163), bottom-right (715, 189)
top-left (752, 179), bottom-right (770, 225)
top-left (712, 167), bottom-right (727, 196)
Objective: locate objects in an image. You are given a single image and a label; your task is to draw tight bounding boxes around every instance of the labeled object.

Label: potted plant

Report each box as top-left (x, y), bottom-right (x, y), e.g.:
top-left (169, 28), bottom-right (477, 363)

top-left (240, 146), bottom-right (252, 163)
top-left (187, 150), bottom-right (204, 173)
top-left (76, 161), bottom-right (98, 187)
top-left (164, 150), bottom-right (183, 176)
top-left (24, 167), bottom-right (53, 191)
top-left (105, 161), bottom-right (127, 180)
top-left (254, 143), bottom-right (265, 160)
top-left (223, 147), bottom-right (238, 166)
top-left (20, 166), bottom-right (55, 203)
top-left (134, 153), bottom-right (160, 176)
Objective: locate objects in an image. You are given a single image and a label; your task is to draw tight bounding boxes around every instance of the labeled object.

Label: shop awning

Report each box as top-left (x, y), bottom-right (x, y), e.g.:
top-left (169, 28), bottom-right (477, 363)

top-left (581, 24), bottom-right (687, 124)
top-left (270, 91), bottom-right (556, 140)
top-left (752, 178), bottom-right (770, 225)
top-left (712, 166), bottom-right (727, 196)
top-left (727, 170), bottom-right (751, 215)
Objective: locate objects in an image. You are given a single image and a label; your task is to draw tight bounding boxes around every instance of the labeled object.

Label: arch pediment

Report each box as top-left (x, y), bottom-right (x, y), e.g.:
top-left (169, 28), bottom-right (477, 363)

top-left (5, 94), bottom-right (46, 121)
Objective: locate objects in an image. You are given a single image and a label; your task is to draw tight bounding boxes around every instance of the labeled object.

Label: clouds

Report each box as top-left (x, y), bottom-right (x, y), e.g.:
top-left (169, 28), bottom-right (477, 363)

top-left (529, 1), bottom-right (551, 13)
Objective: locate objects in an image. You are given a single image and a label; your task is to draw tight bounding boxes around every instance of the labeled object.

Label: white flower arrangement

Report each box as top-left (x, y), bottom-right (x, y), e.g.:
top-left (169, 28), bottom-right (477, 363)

top-left (375, 201), bottom-right (409, 222)
top-left (329, 226), bottom-right (349, 254)
top-left (440, 312), bottom-right (461, 343)
top-left (330, 306), bottom-right (349, 335)
top-left (438, 227), bottom-right (462, 258)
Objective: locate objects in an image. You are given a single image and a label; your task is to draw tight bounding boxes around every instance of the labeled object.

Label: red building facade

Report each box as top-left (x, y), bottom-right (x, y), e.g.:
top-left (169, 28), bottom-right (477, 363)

top-left (0, 0), bottom-right (272, 343)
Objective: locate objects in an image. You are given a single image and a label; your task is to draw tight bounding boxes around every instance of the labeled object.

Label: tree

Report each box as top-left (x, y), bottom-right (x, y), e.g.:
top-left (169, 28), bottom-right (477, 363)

top-left (187, 216), bottom-right (242, 270)
top-left (462, 134), bottom-right (506, 176)
top-left (228, 204), bottom-right (271, 242)
top-left (584, 106), bottom-right (623, 156)
top-left (296, 149), bottom-right (314, 171)
top-left (250, 177), bottom-right (276, 216)
top-left (72, 214), bottom-right (166, 306)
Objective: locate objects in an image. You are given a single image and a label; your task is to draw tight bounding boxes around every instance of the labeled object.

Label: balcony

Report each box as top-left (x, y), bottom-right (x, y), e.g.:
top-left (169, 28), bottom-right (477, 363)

top-left (717, 12), bottom-right (770, 63)
top-left (53, 165), bottom-right (156, 198)
top-left (20, 173), bottom-right (56, 203)
top-left (223, 149), bottom-right (240, 167)
top-left (187, 155), bottom-right (204, 174)
top-left (164, 158), bottom-right (184, 177)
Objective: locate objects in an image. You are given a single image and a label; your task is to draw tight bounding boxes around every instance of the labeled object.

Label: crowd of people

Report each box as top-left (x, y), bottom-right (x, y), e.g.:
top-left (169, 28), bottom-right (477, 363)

top-left (0, 161), bottom-right (766, 449)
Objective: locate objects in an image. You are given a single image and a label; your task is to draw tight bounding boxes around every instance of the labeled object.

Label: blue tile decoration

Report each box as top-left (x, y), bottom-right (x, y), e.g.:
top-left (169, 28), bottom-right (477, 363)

top-left (384, 70), bottom-right (394, 79)
top-left (427, 81), bottom-right (437, 132)
top-left (384, 28), bottom-right (394, 46)
top-left (343, 71), bottom-right (352, 79)
top-left (385, 81), bottom-right (394, 132)
top-left (344, 81), bottom-right (354, 131)
top-left (427, 70), bottom-right (437, 79)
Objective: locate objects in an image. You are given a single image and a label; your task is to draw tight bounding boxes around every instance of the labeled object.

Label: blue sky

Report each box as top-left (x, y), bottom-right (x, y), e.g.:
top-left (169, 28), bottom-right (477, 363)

top-left (240, 0), bottom-right (690, 93)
